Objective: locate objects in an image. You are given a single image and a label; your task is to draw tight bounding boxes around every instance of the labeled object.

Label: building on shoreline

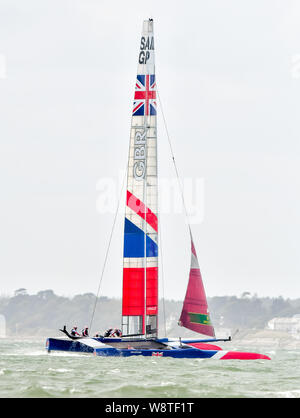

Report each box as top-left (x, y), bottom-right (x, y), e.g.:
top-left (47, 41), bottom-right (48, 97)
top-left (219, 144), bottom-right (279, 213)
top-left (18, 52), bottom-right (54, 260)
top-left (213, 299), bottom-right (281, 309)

top-left (267, 315), bottom-right (300, 337)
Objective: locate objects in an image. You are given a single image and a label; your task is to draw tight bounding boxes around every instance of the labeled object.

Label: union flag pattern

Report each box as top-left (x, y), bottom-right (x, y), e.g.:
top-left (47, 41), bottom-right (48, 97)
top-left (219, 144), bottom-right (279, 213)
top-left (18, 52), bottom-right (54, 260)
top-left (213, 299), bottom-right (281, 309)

top-left (132, 74), bottom-right (156, 116)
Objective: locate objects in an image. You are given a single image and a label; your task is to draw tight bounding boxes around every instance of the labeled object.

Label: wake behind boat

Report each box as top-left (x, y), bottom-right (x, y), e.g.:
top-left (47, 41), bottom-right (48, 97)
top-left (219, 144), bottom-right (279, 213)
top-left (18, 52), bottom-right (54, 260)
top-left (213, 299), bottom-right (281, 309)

top-left (46, 19), bottom-right (270, 361)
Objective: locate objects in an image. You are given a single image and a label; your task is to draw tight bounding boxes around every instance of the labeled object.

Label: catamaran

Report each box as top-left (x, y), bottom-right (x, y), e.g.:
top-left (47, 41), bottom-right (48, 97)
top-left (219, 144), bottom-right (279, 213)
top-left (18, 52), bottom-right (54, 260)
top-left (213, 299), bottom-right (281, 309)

top-left (46, 19), bottom-right (270, 360)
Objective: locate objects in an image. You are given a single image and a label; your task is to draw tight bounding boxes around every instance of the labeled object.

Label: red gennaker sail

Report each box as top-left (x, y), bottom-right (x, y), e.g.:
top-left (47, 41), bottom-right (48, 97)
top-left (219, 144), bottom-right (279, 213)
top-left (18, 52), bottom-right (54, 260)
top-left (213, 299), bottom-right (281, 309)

top-left (179, 230), bottom-right (215, 338)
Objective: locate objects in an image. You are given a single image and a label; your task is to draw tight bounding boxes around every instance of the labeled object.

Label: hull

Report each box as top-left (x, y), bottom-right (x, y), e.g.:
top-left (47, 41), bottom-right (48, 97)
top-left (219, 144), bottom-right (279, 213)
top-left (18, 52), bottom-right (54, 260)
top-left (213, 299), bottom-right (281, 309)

top-left (93, 347), bottom-right (270, 360)
top-left (45, 337), bottom-right (122, 353)
top-left (46, 338), bottom-right (94, 353)
top-left (45, 337), bottom-right (270, 360)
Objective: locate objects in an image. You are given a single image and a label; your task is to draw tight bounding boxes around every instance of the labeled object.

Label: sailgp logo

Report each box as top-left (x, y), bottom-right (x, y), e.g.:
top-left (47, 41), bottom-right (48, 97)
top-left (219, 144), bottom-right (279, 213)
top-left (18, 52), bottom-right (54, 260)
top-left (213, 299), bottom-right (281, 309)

top-left (133, 129), bottom-right (147, 180)
top-left (139, 36), bottom-right (154, 64)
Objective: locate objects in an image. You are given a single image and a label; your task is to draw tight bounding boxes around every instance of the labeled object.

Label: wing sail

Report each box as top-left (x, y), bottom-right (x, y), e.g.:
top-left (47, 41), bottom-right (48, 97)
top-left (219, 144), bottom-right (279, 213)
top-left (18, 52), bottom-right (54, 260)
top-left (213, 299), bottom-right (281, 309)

top-left (122, 19), bottom-right (158, 339)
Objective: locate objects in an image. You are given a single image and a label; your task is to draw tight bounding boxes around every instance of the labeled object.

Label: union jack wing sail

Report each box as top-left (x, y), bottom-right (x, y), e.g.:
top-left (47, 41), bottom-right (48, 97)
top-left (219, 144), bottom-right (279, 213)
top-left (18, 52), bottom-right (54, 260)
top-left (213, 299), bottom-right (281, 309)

top-left (179, 230), bottom-right (215, 337)
top-left (122, 19), bottom-right (213, 340)
top-left (122, 19), bottom-right (158, 338)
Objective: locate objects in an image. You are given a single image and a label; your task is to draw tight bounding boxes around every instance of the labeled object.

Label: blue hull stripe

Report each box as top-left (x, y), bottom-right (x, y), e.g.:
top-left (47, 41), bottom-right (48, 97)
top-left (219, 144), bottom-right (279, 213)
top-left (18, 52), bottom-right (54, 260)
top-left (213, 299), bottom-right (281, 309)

top-left (94, 347), bottom-right (217, 358)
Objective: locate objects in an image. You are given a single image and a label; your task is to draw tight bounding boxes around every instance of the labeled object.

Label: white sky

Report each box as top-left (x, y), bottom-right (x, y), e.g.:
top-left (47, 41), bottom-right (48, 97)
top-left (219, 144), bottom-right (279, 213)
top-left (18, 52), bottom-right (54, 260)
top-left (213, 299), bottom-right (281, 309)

top-left (0, 0), bottom-right (299, 299)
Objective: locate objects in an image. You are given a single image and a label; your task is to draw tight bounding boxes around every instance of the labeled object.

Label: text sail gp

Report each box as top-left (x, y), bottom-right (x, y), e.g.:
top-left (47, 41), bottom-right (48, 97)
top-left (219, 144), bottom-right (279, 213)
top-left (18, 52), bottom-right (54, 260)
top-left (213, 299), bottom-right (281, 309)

top-left (139, 35), bottom-right (154, 64)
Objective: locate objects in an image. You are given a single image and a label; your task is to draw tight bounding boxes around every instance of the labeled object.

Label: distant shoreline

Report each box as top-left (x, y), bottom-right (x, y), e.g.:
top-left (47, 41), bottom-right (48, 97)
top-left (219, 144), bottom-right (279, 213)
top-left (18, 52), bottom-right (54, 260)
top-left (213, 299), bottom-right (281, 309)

top-left (1, 290), bottom-right (300, 340)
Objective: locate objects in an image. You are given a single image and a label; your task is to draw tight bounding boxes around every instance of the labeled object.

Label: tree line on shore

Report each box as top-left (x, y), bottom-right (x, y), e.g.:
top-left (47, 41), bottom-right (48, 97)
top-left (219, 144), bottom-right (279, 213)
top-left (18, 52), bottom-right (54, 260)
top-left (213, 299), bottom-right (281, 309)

top-left (0, 288), bottom-right (299, 337)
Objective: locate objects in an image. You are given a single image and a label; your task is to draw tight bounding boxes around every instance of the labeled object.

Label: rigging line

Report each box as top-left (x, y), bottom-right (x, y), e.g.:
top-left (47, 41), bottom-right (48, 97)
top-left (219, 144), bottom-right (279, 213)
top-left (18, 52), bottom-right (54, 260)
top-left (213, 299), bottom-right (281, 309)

top-left (156, 85), bottom-right (167, 339)
top-left (143, 79), bottom-right (148, 339)
top-left (156, 86), bottom-right (192, 231)
top-left (158, 214), bottom-right (167, 338)
top-left (89, 168), bottom-right (127, 332)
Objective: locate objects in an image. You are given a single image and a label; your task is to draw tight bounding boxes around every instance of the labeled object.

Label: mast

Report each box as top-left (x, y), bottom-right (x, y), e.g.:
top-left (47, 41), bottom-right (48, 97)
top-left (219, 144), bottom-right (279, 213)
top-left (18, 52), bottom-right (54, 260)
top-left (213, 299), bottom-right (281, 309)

top-left (122, 19), bottom-right (158, 339)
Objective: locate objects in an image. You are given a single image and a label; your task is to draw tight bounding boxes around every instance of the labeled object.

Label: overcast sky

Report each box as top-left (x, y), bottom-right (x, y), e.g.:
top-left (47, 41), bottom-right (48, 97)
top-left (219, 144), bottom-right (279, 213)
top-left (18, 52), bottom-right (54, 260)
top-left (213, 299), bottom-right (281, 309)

top-left (0, 0), bottom-right (299, 300)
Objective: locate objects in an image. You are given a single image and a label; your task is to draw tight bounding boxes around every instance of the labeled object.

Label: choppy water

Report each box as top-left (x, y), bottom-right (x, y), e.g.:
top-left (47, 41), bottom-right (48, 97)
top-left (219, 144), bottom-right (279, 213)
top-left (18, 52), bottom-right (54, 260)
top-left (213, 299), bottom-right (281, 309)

top-left (0, 338), bottom-right (299, 398)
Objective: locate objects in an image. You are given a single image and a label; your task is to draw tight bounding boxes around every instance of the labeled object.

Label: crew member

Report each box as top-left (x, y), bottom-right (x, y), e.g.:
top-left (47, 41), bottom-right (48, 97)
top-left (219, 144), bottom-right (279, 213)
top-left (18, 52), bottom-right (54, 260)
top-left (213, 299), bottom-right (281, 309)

top-left (70, 326), bottom-right (80, 337)
top-left (82, 327), bottom-right (89, 337)
top-left (111, 328), bottom-right (122, 337)
top-left (104, 328), bottom-right (114, 337)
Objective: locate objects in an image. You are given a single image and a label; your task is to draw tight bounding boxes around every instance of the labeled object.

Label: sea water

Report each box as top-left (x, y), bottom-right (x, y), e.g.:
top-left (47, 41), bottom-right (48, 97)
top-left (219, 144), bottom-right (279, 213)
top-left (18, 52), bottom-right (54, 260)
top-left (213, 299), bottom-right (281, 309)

top-left (0, 337), bottom-right (299, 398)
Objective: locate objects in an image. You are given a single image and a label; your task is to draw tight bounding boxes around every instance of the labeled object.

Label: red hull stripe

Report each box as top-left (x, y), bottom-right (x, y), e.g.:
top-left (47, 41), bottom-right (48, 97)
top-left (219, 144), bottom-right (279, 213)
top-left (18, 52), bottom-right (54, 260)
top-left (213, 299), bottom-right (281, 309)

top-left (127, 190), bottom-right (158, 232)
top-left (187, 342), bottom-right (222, 351)
top-left (220, 351), bottom-right (271, 360)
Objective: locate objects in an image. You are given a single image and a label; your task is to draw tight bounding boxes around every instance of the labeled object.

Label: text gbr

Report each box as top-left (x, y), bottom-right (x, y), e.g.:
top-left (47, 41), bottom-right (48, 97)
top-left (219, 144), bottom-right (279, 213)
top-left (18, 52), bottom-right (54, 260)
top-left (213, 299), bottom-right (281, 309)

top-left (133, 129), bottom-right (146, 181)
